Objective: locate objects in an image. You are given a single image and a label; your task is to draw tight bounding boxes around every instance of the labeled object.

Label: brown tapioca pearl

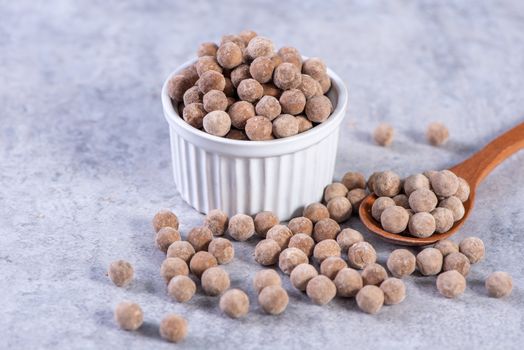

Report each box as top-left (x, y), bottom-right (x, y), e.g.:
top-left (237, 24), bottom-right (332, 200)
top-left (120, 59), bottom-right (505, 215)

top-left (253, 211), bottom-right (279, 238)
top-left (238, 30), bottom-right (258, 45)
top-left (356, 285), bottom-right (384, 314)
top-left (393, 194), bottom-right (409, 209)
top-left (204, 209), bottom-right (229, 236)
top-left (203, 111), bottom-right (231, 137)
top-left (237, 78), bottom-right (264, 102)
top-left (313, 239), bottom-right (341, 263)
top-left (288, 233), bottom-right (315, 257)
top-left (230, 64), bottom-right (251, 87)
top-left (361, 263), bottom-right (388, 286)
top-left (454, 177), bottom-right (470, 202)
top-left (183, 103), bottom-right (206, 129)
top-left (278, 47), bottom-right (302, 69)
top-left (373, 123), bottom-right (394, 146)
top-left (373, 171), bottom-right (401, 197)
top-left (346, 188), bottom-right (368, 211)
top-left (290, 263), bottom-right (318, 291)
top-left (302, 57), bottom-right (327, 80)
top-left (296, 115), bottom-right (313, 133)
top-left (274, 62), bottom-right (302, 90)
top-left (341, 172), bottom-right (366, 191)
top-left (253, 269), bottom-right (282, 294)
top-left (228, 101), bottom-right (255, 129)
top-left (259, 285), bottom-right (289, 315)
top-left (336, 228), bottom-right (364, 251)
top-left (197, 42), bottom-right (218, 57)
top-left (225, 128), bottom-right (248, 140)
top-left (255, 96), bottom-right (281, 120)
top-left (208, 237), bottom-right (234, 264)
top-left (279, 89), bottom-right (306, 115)
top-left (436, 270), bottom-right (466, 298)
top-left (298, 74), bottom-right (322, 99)
top-left (348, 241), bottom-right (377, 269)
top-left (459, 237), bottom-right (485, 264)
top-left (443, 252), bottom-right (470, 277)
top-left (416, 248), bottom-right (443, 276)
top-left (367, 172), bottom-right (381, 193)
top-left (167, 241), bottom-right (195, 262)
top-left (288, 216), bottom-right (313, 236)
top-left (334, 267), bottom-right (363, 298)
top-left (434, 239), bottom-right (459, 257)
top-left (228, 214), bottom-right (255, 241)
top-left (219, 289), bottom-right (250, 318)
top-left (380, 206), bottom-right (409, 234)
top-left (223, 77), bottom-right (235, 97)
top-left (320, 257), bottom-right (348, 280)
top-left (305, 95), bottom-right (332, 123)
top-left (246, 36), bottom-right (274, 60)
top-left (261, 82), bottom-right (282, 98)
top-left (266, 224), bottom-right (293, 249)
top-left (270, 54), bottom-right (283, 68)
top-left (108, 260), bottom-right (134, 287)
top-left (159, 314), bottom-right (188, 343)
top-left (254, 239), bottom-right (281, 266)
top-left (279, 247), bottom-right (309, 275)
top-left (180, 64), bottom-right (199, 86)
top-left (153, 210), bottom-right (180, 232)
top-left (408, 212), bottom-right (436, 238)
top-left (403, 173), bottom-right (430, 196)
top-left (409, 188), bottom-right (438, 213)
top-left (317, 73), bottom-right (332, 94)
top-left (386, 249), bottom-right (416, 278)
top-left (431, 170), bottom-right (459, 197)
top-left (160, 257), bottom-right (189, 283)
top-left (303, 203), bottom-right (329, 223)
top-left (114, 302), bottom-right (143, 331)
top-left (226, 97), bottom-right (236, 108)
top-left (167, 275), bottom-right (196, 303)
top-left (201, 266), bottom-right (230, 296)
top-left (195, 56), bottom-right (223, 76)
top-left (183, 86), bottom-right (203, 105)
top-left (426, 122), bottom-right (449, 146)
top-left (189, 251), bottom-right (218, 278)
top-left (245, 116), bottom-right (273, 140)
top-left (439, 196), bottom-right (465, 222)
top-left (155, 227), bottom-right (181, 253)
top-left (327, 197), bottom-right (352, 223)
top-left (431, 207), bottom-right (454, 233)
top-left (203, 90), bottom-right (228, 112)
top-left (371, 196), bottom-right (395, 221)
top-left (313, 218), bottom-right (341, 242)
top-left (380, 278), bottom-right (406, 305)
top-left (485, 272), bottom-right (513, 298)
top-left (198, 70), bottom-right (226, 94)
top-left (249, 56), bottom-right (275, 83)
top-left (272, 114), bottom-right (299, 138)
top-left (216, 42), bottom-right (243, 69)
top-left (306, 275), bottom-right (337, 305)
top-left (167, 75), bottom-right (192, 102)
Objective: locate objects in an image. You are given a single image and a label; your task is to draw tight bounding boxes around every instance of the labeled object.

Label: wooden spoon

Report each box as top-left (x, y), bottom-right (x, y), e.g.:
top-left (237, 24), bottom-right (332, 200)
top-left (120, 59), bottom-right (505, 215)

top-left (359, 122), bottom-right (524, 246)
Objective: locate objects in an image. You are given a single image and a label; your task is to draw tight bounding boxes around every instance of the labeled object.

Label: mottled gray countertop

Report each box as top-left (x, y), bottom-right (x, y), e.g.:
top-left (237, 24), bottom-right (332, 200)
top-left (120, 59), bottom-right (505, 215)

top-left (1, 1), bottom-right (524, 349)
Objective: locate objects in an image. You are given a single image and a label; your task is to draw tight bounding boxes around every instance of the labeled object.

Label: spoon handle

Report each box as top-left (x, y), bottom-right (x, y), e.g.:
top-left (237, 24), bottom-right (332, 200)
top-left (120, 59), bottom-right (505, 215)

top-left (450, 122), bottom-right (524, 187)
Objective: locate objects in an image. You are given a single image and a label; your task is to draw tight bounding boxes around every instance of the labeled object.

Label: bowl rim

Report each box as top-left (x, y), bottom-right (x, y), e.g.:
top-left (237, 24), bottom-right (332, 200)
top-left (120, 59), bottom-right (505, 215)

top-left (161, 57), bottom-right (348, 151)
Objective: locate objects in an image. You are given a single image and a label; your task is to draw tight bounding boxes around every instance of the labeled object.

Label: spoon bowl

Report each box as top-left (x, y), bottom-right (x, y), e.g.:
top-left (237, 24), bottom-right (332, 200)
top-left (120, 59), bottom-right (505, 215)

top-left (359, 122), bottom-right (524, 246)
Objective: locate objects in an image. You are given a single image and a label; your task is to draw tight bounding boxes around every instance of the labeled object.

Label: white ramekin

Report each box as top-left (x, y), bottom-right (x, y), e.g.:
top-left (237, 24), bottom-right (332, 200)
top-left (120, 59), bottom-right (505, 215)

top-left (162, 59), bottom-right (348, 220)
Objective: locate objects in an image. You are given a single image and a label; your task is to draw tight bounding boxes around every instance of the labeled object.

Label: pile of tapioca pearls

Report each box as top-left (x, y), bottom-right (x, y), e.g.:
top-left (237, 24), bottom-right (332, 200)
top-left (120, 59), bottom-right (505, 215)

top-left (108, 208), bottom-right (513, 341)
top-left (321, 169), bottom-right (470, 238)
top-left (167, 30), bottom-right (334, 140)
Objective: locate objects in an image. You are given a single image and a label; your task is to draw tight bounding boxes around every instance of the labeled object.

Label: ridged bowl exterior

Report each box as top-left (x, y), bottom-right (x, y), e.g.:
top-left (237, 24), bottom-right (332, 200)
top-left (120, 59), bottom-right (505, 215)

top-left (162, 59), bottom-right (348, 220)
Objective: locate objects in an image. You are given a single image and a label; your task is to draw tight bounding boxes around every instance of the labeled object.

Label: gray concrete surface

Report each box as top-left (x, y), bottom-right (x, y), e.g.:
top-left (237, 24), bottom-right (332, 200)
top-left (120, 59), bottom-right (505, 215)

top-left (1, 0), bottom-right (523, 349)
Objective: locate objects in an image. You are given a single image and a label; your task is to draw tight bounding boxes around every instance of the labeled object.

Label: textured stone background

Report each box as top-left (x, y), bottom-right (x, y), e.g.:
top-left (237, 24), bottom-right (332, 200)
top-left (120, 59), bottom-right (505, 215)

top-left (1, 1), bottom-right (523, 349)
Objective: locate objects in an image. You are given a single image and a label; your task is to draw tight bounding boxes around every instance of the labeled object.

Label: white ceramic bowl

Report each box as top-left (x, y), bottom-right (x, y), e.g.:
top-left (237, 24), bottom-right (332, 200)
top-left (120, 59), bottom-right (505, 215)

top-left (162, 59), bottom-right (348, 220)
